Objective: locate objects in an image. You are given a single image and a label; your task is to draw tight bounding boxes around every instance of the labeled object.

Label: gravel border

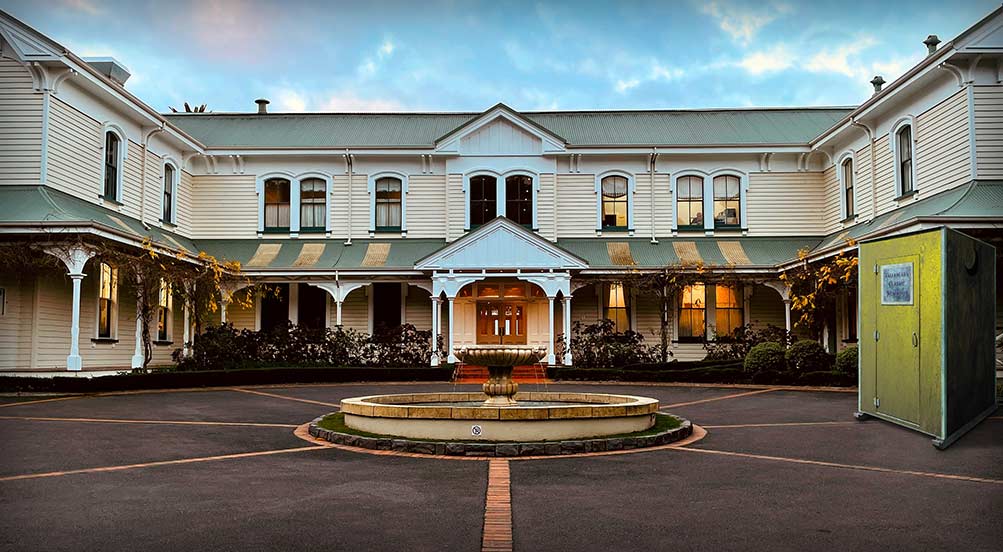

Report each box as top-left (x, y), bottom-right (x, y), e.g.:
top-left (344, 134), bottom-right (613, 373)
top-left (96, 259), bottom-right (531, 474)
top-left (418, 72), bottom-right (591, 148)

top-left (308, 414), bottom-right (692, 457)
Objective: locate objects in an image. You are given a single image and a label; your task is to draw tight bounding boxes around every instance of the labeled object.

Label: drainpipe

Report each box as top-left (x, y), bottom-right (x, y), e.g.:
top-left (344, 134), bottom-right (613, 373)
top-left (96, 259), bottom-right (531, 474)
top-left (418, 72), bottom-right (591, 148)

top-left (140, 124), bottom-right (165, 226)
top-left (850, 118), bottom-right (877, 222)
top-left (344, 149), bottom-right (354, 245)
top-left (649, 148), bottom-right (659, 244)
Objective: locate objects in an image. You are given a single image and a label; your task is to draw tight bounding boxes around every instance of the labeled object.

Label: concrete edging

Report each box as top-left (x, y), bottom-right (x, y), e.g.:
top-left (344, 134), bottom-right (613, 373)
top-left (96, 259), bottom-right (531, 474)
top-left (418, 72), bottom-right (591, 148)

top-left (307, 414), bottom-right (693, 457)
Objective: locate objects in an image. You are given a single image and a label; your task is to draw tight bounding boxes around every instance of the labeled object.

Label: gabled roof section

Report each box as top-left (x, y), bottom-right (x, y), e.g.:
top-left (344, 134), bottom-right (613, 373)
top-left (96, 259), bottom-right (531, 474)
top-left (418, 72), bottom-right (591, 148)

top-left (434, 103), bottom-right (567, 154)
top-left (415, 217), bottom-right (588, 270)
top-left (954, 5), bottom-right (1003, 53)
top-left (0, 11), bottom-right (64, 62)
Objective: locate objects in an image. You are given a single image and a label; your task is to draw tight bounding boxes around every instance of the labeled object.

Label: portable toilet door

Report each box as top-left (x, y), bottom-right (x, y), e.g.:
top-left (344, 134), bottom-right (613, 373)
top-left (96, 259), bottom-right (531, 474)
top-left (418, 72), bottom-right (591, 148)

top-left (872, 255), bottom-right (922, 426)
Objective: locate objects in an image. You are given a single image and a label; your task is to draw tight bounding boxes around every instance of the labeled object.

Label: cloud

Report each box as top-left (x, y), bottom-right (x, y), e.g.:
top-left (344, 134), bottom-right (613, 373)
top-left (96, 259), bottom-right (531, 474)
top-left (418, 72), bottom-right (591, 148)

top-left (379, 39), bottom-right (395, 58)
top-left (615, 79), bottom-right (640, 94)
top-left (737, 45), bottom-right (794, 75)
top-left (699, 0), bottom-right (792, 45)
top-left (803, 36), bottom-right (879, 78)
top-left (57, 0), bottom-right (101, 15)
top-left (176, 0), bottom-right (280, 63)
top-left (318, 94), bottom-right (403, 112)
top-left (358, 37), bottom-right (397, 77)
top-left (269, 87), bottom-right (403, 112)
top-left (274, 89), bottom-right (308, 112)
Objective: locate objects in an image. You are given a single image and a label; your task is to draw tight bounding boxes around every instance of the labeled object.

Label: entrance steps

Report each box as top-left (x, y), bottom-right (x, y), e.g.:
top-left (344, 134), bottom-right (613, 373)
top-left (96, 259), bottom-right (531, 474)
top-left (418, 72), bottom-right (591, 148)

top-left (452, 364), bottom-right (551, 384)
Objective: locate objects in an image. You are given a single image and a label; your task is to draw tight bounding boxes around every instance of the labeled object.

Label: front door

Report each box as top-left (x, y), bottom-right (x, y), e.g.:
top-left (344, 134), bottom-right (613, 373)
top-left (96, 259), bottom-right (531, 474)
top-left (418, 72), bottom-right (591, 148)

top-left (873, 255), bottom-right (921, 425)
top-left (476, 301), bottom-right (527, 345)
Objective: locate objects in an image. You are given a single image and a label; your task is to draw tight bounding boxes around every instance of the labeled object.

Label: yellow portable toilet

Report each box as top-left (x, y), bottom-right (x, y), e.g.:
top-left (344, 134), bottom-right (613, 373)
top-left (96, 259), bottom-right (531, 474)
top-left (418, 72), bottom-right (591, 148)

top-left (857, 227), bottom-right (997, 449)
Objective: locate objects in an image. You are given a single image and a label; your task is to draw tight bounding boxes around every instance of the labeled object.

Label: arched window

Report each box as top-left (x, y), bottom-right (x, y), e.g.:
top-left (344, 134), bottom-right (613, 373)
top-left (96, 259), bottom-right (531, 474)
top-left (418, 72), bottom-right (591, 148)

top-left (375, 177), bottom-right (403, 231)
top-left (896, 125), bottom-right (914, 195)
top-left (96, 262), bottom-right (117, 339)
top-left (676, 175), bottom-right (704, 229)
top-left (102, 131), bottom-right (122, 201)
top-left (713, 175), bottom-right (741, 228)
top-left (263, 178), bottom-right (291, 231)
top-left (299, 178), bottom-right (326, 232)
top-left (469, 175), bottom-right (497, 227)
top-left (505, 174), bottom-right (533, 226)
top-left (600, 175), bottom-right (628, 230)
top-left (841, 157), bottom-right (854, 219)
top-left (162, 163), bottom-right (177, 223)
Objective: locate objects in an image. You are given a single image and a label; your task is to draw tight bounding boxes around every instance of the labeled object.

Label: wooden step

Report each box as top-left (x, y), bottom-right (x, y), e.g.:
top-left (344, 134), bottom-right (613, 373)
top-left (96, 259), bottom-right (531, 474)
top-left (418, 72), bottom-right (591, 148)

top-left (453, 364), bottom-right (551, 384)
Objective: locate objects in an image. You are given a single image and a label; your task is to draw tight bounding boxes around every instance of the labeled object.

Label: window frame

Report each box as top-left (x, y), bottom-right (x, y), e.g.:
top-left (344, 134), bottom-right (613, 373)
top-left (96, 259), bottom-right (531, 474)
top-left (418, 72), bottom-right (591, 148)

top-left (675, 174), bottom-right (706, 231)
top-left (594, 170), bottom-right (635, 234)
top-left (368, 171), bottom-right (409, 235)
top-left (94, 262), bottom-right (118, 341)
top-left (836, 152), bottom-right (856, 222)
top-left (464, 171), bottom-right (499, 230)
top-left (161, 160), bottom-right (179, 225)
top-left (261, 177), bottom-right (292, 233)
top-left (155, 280), bottom-right (173, 344)
top-left (100, 125), bottom-right (127, 204)
top-left (298, 177), bottom-right (328, 233)
top-left (713, 284), bottom-right (744, 340)
top-left (603, 282), bottom-right (631, 333)
top-left (677, 283), bottom-right (707, 343)
top-left (712, 174), bottom-right (742, 229)
top-left (502, 170), bottom-right (539, 229)
top-left (890, 118), bottom-right (918, 199)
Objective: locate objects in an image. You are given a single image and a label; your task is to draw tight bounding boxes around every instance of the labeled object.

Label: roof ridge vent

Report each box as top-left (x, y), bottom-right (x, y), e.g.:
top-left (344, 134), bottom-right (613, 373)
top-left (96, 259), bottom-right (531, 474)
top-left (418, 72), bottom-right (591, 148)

top-left (923, 35), bottom-right (941, 55)
top-left (81, 57), bottom-right (130, 86)
top-left (255, 98), bottom-right (270, 114)
top-left (870, 75), bottom-right (886, 94)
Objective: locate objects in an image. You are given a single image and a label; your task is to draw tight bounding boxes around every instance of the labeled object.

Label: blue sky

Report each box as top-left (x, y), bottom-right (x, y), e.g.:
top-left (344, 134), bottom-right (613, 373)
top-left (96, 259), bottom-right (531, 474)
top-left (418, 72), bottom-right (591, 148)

top-left (4, 0), bottom-right (1000, 113)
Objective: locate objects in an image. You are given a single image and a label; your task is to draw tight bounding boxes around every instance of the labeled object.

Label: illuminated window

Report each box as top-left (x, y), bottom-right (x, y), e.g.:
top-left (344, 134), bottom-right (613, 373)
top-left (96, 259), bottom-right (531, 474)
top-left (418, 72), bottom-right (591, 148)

top-left (713, 175), bottom-right (740, 227)
top-left (678, 284), bottom-right (705, 341)
top-left (375, 177), bottom-right (402, 231)
top-left (676, 175), bottom-right (704, 229)
top-left (300, 178), bottom-right (326, 231)
top-left (157, 280), bottom-right (172, 342)
top-left (600, 176), bottom-right (629, 230)
top-left (605, 283), bottom-right (630, 332)
top-left (97, 263), bottom-right (117, 339)
top-left (264, 178), bottom-right (291, 230)
top-left (715, 285), bottom-right (743, 338)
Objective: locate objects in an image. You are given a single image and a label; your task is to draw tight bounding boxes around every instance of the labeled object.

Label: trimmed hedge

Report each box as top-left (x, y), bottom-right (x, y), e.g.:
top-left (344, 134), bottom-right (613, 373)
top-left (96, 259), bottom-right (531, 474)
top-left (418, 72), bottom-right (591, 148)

top-left (744, 342), bottom-right (786, 373)
top-left (0, 366), bottom-right (453, 394)
top-left (785, 340), bottom-right (834, 373)
top-left (835, 346), bottom-right (858, 375)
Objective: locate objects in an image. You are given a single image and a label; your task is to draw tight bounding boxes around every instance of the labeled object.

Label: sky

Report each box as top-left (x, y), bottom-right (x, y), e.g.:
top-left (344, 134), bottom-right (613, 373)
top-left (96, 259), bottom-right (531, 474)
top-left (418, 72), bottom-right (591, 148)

top-left (3, 0), bottom-right (1000, 113)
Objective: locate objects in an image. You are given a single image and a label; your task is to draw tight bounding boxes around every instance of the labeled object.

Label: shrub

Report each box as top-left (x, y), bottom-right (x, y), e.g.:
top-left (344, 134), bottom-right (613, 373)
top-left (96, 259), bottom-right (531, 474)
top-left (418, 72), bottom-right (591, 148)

top-left (835, 346), bottom-right (858, 375)
top-left (569, 320), bottom-right (656, 369)
top-left (704, 324), bottom-right (792, 361)
top-left (744, 342), bottom-right (786, 373)
top-left (785, 340), bottom-right (833, 374)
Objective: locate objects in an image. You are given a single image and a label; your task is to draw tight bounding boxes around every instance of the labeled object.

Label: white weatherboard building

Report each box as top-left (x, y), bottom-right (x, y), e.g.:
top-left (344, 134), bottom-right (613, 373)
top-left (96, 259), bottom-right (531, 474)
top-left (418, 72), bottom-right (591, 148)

top-left (1, 8), bottom-right (1002, 376)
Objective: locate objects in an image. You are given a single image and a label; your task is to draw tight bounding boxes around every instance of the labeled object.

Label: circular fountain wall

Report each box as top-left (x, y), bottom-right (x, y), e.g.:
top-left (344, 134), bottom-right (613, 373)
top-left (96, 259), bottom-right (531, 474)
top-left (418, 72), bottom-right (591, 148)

top-left (340, 392), bottom-right (659, 441)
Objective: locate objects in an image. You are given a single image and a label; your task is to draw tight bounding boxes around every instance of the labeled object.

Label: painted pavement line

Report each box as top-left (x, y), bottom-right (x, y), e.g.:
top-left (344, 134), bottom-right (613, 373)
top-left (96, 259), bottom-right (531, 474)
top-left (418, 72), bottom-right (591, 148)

top-left (702, 421), bottom-right (859, 429)
top-left (0, 446), bottom-right (330, 483)
top-left (0, 415), bottom-right (298, 428)
top-left (672, 446), bottom-right (1003, 485)
top-left (482, 459), bottom-right (513, 552)
top-left (0, 396), bottom-right (84, 408)
top-left (659, 388), bottom-right (779, 410)
top-left (230, 387), bottom-right (341, 408)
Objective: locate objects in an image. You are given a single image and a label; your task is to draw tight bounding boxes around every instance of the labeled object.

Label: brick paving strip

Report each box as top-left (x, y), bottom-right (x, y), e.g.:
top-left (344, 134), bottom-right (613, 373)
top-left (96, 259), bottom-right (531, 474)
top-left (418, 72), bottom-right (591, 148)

top-left (659, 388), bottom-right (779, 409)
top-left (482, 460), bottom-right (514, 552)
top-left (229, 387), bottom-right (342, 408)
top-left (0, 415), bottom-right (298, 428)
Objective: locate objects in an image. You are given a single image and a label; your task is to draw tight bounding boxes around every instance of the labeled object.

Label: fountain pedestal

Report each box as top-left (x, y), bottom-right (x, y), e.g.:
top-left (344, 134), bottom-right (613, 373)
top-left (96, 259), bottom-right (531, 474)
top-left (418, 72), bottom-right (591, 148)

top-left (482, 366), bottom-right (519, 406)
top-left (454, 346), bottom-right (547, 406)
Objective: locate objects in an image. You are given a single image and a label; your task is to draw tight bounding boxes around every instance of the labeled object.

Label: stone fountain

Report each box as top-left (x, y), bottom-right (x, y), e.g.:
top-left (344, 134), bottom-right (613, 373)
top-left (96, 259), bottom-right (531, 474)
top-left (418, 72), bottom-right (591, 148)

top-left (454, 346), bottom-right (547, 406)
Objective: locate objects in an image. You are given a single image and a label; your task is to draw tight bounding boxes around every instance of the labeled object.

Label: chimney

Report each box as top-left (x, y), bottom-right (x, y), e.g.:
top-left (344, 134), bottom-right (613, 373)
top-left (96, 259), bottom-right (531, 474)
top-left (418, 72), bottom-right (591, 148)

top-left (870, 75), bottom-right (886, 94)
top-left (255, 98), bottom-right (270, 114)
top-left (923, 35), bottom-right (941, 55)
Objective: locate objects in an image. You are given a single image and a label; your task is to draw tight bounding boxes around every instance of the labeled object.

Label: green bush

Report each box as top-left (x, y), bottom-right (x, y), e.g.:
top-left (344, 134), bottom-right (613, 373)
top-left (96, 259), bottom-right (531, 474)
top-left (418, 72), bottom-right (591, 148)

top-left (744, 342), bottom-right (786, 373)
top-left (704, 324), bottom-right (792, 361)
top-left (785, 340), bottom-right (833, 373)
top-left (568, 320), bottom-right (656, 369)
top-left (835, 346), bottom-right (858, 375)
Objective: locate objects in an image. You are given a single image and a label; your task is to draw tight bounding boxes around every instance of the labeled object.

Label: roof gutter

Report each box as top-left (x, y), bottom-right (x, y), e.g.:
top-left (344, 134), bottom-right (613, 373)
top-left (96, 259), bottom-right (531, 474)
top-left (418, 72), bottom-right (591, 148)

top-left (343, 149), bottom-right (354, 246)
top-left (649, 148), bottom-right (658, 245)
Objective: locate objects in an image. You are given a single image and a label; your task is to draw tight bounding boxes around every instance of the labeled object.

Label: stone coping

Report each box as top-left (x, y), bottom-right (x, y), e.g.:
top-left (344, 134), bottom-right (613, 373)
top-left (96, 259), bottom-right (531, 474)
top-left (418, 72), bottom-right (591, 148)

top-left (308, 414), bottom-right (692, 457)
top-left (340, 392), bottom-right (660, 420)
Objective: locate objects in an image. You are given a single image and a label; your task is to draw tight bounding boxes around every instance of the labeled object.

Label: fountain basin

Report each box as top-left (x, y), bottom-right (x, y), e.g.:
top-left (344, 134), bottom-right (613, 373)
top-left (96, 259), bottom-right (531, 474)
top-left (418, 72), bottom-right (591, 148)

top-left (340, 392), bottom-right (659, 441)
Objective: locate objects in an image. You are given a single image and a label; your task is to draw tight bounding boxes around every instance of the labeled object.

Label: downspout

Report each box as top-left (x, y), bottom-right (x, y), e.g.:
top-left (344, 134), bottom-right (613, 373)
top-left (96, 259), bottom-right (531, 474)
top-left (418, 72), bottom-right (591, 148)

top-left (140, 124), bottom-right (165, 227)
top-left (850, 118), bottom-right (877, 222)
top-left (649, 148), bottom-right (659, 244)
top-left (344, 149), bottom-right (353, 245)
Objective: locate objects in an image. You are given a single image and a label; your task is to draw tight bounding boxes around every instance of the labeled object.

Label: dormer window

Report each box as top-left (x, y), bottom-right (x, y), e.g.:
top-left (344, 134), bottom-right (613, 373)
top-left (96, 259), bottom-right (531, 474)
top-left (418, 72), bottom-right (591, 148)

top-left (897, 124), bottom-right (914, 195)
top-left (469, 175), bottom-right (497, 228)
top-left (299, 178), bottom-right (326, 232)
top-left (712, 175), bottom-right (740, 228)
top-left (375, 177), bottom-right (403, 232)
top-left (676, 175), bottom-right (704, 229)
top-left (264, 178), bottom-right (291, 231)
top-left (102, 131), bottom-right (122, 201)
top-left (600, 175), bottom-right (628, 230)
top-left (505, 174), bottom-right (533, 226)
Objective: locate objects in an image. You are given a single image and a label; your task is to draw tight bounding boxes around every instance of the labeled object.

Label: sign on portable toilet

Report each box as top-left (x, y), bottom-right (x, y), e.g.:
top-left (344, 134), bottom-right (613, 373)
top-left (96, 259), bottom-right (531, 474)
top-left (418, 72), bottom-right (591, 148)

top-left (856, 226), bottom-right (997, 449)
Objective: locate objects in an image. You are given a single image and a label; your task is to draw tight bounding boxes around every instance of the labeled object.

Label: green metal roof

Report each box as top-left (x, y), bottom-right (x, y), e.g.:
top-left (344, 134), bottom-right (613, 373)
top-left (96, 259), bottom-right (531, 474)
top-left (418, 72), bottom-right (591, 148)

top-left (0, 185), bottom-right (199, 252)
top-left (811, 180), bottom-right (1003, 253)
top-left (557, 236), bottom-right (824, 269)
top-left (194, 238), bottom-right (446, 270)
top-left (164, 107), bottom-right (853, 148)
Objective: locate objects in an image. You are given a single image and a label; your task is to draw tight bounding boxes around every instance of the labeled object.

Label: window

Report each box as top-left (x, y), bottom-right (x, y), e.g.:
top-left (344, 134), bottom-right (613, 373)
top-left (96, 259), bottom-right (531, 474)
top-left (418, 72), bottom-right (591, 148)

top-left (300, 178), bottom-right (326, 232)
top-left (97, 263), bottom-right (116, 339)
top-left (156, 280), bottom-right (172, 342)
top-left (897, 125), bottom-right (914, 195)
top-left (841, 158), bottom-right (854, 219)
top-left (505, 175), bottom-right (533, 226)
top-left (103, 131), bottom-right (121, 200)
top-left (469, 175), bottom-right (497, 227)
top-left (676, 176), bottom-right (704, 229)
top-left (605, 283), bottom-right (630, 332)
top-left (375, 177), bottom-right (402, 231)
top-left (600, 175), bottom-right (629, 230)
top-left (713, 175), bottom-right (740, 228)
top-left (263, 178), bottom-right (291, 231)
top-left (678, 284), bottom-right (705, 341)
top-left (715, 285), bottom-right (743, 338)
top-left (162, 164), bottom-right (176, 223)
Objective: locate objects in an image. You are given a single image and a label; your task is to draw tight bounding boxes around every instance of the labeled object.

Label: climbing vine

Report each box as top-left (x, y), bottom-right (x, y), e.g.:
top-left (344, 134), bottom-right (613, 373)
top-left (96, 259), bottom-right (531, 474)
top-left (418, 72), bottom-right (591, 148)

top-left (779, 241), bottom-right (858, 337)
